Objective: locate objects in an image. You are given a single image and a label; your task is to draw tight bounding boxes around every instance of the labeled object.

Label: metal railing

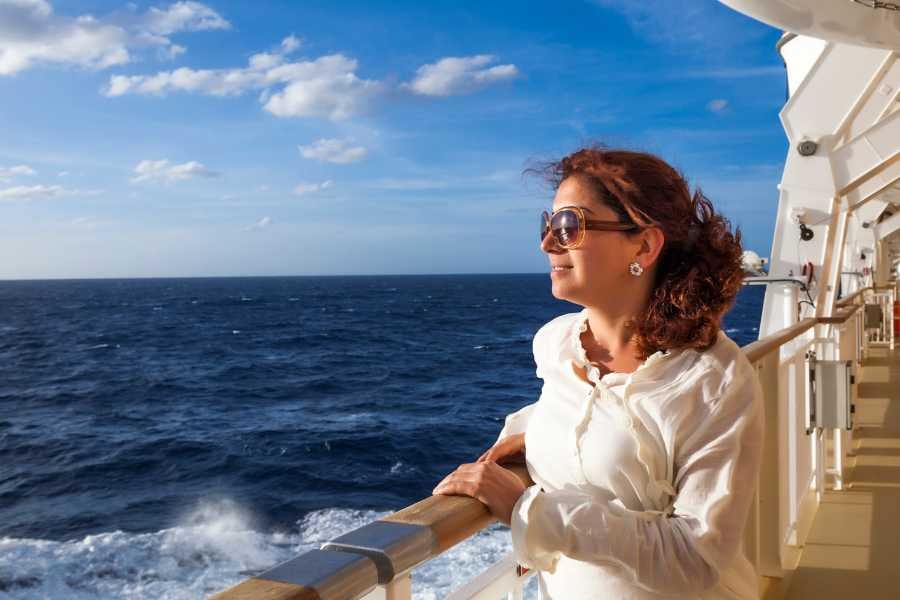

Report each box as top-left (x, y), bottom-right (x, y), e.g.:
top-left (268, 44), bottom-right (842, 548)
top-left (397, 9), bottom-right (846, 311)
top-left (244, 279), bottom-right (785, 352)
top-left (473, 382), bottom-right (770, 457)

top-left (210, 283), bottom-right (897, 600)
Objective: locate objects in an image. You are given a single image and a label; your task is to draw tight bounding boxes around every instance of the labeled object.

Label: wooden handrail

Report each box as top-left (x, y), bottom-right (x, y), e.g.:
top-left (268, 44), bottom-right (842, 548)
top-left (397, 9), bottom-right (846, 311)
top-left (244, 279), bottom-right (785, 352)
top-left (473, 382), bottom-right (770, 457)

top-left (381, 464), bottom-right (533, 554)
top-left (742, 318), bottom-right (817, 364)
top-left (835, 286), bottom-right (868, 308)
top-left (818, 303), bottom-right (862, 324)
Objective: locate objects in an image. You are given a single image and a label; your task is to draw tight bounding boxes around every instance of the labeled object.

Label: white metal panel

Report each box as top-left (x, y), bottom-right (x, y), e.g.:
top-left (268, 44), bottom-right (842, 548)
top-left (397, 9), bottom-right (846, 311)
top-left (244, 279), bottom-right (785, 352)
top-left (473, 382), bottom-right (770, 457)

top-left (780, 44), bottom-right (892, 150)
top-left (838, 55), bottom-right (900, 144)
top-left (779, 35), bottom-right (828, 98)
top-left (718, 0), bottom-right (900, 51)
top-left (832, 109), bottom-right (900, 194)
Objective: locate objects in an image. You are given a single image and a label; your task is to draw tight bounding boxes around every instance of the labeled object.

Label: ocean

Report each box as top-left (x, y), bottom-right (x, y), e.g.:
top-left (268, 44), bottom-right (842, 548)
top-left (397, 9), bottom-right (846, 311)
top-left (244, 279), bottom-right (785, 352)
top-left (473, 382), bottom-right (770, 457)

top-left (0, 274), bottom-right (764, 599)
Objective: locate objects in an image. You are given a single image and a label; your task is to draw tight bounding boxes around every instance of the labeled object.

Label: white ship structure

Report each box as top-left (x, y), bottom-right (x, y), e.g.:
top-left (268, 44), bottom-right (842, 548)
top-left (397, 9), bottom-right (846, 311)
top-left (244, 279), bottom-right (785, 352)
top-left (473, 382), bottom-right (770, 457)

top-left (212, 1), bottom-right (900, 598)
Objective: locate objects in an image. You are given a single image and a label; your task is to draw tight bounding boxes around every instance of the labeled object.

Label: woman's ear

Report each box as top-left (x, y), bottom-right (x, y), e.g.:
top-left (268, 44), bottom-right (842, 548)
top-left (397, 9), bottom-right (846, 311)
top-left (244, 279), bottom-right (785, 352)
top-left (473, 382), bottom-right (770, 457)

top-left (635, 226), bottom-right (665, 267)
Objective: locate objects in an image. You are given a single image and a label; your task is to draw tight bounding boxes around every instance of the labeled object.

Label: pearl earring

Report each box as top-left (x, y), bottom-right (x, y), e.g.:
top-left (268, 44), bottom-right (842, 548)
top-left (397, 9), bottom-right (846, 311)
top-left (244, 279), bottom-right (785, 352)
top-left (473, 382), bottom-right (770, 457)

top-left (628, 261), bottom-right (644, 276)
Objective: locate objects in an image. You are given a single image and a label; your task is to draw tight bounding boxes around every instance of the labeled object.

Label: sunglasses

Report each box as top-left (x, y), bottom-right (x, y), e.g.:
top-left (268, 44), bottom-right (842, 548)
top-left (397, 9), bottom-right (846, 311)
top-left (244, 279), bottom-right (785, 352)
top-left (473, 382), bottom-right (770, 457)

top-left (541, 205), bottom-right (639, 249)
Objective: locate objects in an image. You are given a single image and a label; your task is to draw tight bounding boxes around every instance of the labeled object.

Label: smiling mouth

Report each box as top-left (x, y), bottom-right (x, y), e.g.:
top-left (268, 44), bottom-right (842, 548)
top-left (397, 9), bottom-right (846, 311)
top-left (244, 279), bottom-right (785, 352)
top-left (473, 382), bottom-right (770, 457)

top-left (551, 266), bottom-right (573, 271)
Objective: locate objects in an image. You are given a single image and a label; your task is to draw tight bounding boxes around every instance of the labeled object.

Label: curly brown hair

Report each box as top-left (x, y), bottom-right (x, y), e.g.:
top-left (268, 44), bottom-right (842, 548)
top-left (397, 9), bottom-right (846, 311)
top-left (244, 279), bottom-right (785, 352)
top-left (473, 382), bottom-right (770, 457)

top-left (530, 144), bottom-right (745, 359)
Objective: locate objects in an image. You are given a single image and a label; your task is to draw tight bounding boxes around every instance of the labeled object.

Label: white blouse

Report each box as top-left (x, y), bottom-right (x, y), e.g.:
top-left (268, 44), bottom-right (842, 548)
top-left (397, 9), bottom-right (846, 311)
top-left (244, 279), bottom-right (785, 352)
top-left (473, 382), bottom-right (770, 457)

top-left (495, 309), bottom-right (765, 599)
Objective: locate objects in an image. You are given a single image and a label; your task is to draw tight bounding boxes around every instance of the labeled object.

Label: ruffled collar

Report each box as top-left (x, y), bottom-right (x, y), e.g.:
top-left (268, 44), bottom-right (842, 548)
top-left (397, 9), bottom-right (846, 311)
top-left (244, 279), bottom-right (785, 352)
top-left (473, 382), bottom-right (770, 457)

top-left (569, 308), bottom-right (674, 386)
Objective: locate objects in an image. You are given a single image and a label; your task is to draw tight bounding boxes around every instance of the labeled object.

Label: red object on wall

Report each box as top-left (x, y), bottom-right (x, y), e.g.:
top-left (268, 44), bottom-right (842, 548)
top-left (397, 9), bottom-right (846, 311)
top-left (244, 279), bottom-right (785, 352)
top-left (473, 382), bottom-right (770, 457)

top-left (894, 301), bottom-right (900, 337)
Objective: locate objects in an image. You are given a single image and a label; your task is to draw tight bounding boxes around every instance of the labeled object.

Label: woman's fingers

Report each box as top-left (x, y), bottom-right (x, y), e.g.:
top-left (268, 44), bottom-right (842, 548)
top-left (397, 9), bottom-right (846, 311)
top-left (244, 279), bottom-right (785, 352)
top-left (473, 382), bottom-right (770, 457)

top-left (431, 462), bottom-right (527, 525)
top-left (477, 433), bottom-right (525, 464)
top-left (433, 463), bottom-right (483, 493)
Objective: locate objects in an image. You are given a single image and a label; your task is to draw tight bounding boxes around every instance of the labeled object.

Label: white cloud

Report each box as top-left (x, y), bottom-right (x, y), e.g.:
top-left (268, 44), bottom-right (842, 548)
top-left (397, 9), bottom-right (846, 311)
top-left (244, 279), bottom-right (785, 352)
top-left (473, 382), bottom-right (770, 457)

top-left (0, 183), bottom-right (63, 201)
top-left (280, 34), bottom-right (301, 54)
top-left (105, 36), bottom-right (379, 121)
top-left (367, 178), bottom-right (448, 191)
top-left (681, 66), bottom-right (785, 79)
top-left (298, 138), bottom-right (368, 164)
top-left (590, 0), bottom-right (767, 50)
top-left (408, 55), bottom-right (519, 96)
top-left (0, 164), bottom-right (36, 179)
top-left (707, 98), bottom-right (729, 113)
top-left (0, 0), bottom-right (229, 76)
top-left (0, 184), bottom-right (62, 201)
top-left (293, 180), bottom-right (333, 196)
top-left (141, 1), bottom-right (230, 36)
top-left (57, 170), bottom-right (69, 177)
top-left (244, 216), bottom-right (271, 231)
top-left (130, 159), bottom-right (218, 183)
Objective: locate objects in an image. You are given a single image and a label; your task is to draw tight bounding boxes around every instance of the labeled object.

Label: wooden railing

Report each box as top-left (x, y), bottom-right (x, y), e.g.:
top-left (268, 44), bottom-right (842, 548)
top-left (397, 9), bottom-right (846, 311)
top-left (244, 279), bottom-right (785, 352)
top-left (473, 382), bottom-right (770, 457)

top-left (211, 285), bottom-right (892, 600)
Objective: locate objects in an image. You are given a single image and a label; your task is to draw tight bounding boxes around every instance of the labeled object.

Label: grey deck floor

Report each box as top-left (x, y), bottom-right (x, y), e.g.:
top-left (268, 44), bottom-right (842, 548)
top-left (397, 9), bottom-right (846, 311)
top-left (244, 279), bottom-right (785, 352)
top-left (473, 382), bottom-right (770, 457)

top-left (781, 345), bottom-right (900, 599)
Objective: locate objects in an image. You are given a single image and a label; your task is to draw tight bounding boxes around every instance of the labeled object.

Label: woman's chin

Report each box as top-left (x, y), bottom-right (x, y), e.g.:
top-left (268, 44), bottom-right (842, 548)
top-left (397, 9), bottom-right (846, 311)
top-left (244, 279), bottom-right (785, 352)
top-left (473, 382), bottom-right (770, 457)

top-left (549, 278), bottom-right (577, 302)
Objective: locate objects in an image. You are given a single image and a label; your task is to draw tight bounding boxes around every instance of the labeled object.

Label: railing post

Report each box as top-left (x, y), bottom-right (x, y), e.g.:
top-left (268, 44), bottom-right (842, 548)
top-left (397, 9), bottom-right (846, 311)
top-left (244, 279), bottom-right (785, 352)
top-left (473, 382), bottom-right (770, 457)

top-left (384, 573), bottom-right (412, 600)
top-left (755, 351), bottom-right (785, 577)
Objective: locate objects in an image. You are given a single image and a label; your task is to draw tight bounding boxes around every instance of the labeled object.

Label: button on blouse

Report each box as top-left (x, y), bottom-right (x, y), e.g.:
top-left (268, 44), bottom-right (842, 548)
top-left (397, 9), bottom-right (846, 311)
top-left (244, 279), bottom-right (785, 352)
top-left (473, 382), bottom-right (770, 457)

top-left (494, 309), bottom-right (765, 599)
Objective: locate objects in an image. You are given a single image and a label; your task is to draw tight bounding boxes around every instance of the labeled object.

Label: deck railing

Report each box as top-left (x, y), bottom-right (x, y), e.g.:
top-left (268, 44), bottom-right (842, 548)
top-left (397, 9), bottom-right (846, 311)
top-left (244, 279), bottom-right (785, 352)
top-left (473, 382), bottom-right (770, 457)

top-left (211, 283), bottom-right (897, 600)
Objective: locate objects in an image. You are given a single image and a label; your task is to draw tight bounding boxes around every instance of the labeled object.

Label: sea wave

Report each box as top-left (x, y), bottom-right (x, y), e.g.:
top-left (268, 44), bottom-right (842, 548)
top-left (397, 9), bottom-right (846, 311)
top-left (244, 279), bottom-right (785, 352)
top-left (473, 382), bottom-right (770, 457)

top-left (0, 499), bottom-right (536, 600)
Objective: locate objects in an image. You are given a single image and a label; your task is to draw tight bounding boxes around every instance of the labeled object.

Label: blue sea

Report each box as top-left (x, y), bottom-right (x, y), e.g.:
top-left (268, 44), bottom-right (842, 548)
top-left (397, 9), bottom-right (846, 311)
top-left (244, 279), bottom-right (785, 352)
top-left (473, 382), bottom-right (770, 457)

top-left (0, 275), bottom-right (763, 599)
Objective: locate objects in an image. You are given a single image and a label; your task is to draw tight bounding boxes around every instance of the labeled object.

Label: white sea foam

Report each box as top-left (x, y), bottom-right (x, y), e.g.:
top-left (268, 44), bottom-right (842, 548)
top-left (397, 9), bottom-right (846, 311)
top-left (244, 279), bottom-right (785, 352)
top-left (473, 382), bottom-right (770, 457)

top-left (0, 500), bottom-right (537, 599)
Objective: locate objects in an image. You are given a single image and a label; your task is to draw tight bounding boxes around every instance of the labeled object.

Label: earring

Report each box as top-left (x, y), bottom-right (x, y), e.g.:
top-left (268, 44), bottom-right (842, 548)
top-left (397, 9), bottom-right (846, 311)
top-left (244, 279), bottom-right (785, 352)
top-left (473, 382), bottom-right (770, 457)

top-left (628, 261), bottom-right (644, 276)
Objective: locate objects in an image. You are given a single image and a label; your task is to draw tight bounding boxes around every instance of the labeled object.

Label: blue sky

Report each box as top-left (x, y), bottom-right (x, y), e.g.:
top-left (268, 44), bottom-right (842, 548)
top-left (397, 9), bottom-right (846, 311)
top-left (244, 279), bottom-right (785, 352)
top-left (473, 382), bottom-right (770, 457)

top-left (0, 0), bottom-right (787, 279)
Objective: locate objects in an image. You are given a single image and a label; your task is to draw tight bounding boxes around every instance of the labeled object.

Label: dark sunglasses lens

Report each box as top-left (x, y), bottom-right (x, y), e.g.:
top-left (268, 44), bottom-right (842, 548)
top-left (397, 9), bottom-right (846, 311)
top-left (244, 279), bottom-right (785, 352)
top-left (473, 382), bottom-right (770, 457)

top-left (540, 211), bottom-right (550, 242)
top-left (551, 210), bottom-right (580, 246)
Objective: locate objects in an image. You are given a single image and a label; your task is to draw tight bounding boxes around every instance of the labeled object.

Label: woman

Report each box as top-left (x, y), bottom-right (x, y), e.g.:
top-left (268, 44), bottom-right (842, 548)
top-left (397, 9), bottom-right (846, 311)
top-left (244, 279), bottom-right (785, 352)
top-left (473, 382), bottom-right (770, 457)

top-left (432, 146), bottom-right (765, 599)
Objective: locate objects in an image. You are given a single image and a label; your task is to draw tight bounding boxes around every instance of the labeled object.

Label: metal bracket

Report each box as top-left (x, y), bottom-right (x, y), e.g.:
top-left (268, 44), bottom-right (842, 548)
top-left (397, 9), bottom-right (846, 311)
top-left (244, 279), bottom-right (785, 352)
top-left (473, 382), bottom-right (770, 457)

top-left (321, 520), bottom-right (435, 584)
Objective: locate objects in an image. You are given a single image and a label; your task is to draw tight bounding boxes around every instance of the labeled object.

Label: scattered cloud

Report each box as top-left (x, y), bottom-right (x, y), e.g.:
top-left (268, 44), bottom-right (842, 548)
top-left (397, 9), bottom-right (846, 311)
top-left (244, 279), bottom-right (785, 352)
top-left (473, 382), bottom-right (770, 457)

top-left (244, 216), bottom-right (271, 231)
top-left (105, 35), bottom-right (380, 121)
top-left (367, 178), bottom-right (449, 191)
top-left (681, 66), bottom-right (785, 79)
top-left (106, 39), bottom-right (517, 118)
top-left (57, 170), bottom-right (69, 177)
top-left (130, 159), bottom-right (218, 183)
top-left (140, 1), bottom-right (230, 37)
top-left (0, 164), bottom-right (36, 179)
top-left (407, 55), bottom-right (519, 96)
top-left (0, 183), bottom-right (100, 201)
top-left (0, 184), bottom-right (62, 201)
top-left (293, 180), bottom-right (333, 196)
top-left (707, 98), bottom-right (728, 113)
top-left (298, 138), bottom-right (368, 164)
top-left (279, 34), bottom-right (301, 54)
top-left (589, 0), bottom-right (769, 50)
top-left (0, 0), bottom-right (230, 76)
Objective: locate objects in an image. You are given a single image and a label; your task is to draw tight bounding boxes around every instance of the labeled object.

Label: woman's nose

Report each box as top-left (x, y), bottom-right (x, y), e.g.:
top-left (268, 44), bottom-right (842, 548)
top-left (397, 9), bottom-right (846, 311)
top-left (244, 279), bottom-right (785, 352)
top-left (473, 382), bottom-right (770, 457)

top-left (540, 230), bottom-right (565, 254)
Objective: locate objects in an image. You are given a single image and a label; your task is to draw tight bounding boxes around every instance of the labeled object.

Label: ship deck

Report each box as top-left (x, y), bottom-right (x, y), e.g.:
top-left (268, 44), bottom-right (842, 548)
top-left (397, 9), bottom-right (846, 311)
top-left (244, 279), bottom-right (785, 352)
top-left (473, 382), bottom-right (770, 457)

top-left (768, 344), bottom-right (900, 599)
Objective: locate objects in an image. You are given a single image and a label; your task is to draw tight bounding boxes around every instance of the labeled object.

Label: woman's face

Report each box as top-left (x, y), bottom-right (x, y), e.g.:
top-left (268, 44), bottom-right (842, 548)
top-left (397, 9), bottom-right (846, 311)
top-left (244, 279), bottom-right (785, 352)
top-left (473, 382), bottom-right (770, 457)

top-left (541, 176), bottom-right (643, 307)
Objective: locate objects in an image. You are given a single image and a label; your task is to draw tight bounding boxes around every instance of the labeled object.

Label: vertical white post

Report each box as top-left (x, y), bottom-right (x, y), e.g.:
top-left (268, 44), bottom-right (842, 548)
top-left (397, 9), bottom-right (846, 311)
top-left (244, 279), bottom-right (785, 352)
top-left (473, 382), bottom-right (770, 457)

top-left (784, 285), bottom-right (799, 328)
top-left (833, 428), bottom-right (843, 490)
top-left (385, 574), bottom-right (412, 600)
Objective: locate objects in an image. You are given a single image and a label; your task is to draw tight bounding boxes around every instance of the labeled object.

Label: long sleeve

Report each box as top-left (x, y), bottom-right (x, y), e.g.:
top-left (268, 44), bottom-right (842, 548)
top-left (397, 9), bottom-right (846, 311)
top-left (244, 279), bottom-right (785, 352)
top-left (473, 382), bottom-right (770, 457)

top-left (493, 319), bottom-right (553, 445)
top-left (494, 402), bottom-right (537, 445)
top-left (509, 366), bottom-right (765, 595)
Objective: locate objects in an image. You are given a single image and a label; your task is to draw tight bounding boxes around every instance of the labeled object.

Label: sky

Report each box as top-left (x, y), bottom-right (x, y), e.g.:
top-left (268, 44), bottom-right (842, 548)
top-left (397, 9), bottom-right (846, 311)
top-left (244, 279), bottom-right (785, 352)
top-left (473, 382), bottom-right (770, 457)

top-left (0, 0), bottom-right (789, 279)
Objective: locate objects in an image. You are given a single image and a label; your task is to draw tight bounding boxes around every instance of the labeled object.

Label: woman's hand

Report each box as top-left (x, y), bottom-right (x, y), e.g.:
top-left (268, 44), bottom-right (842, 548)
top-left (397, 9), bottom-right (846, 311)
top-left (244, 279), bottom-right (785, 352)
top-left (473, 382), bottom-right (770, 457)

top-left (432, 461), bottom-right (527, 526)
top-left (477, 433), bottom-right (525, 465)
